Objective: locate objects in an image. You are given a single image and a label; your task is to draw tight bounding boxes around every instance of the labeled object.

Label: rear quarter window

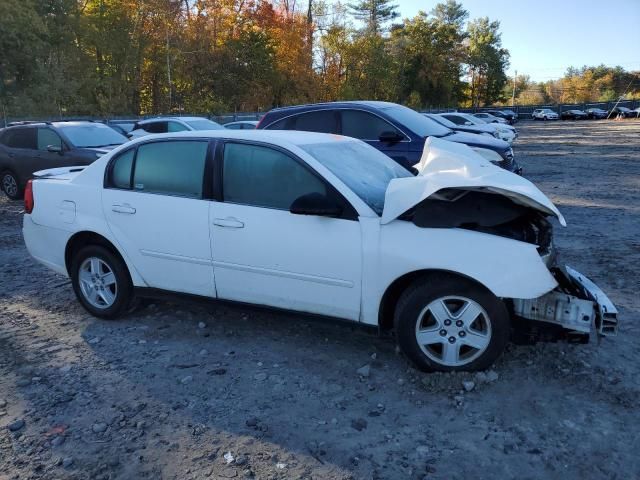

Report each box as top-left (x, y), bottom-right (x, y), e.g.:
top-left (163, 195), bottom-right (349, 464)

top-left (4, 128), bottom-right (36, 149)
top-left (133, 141), bottom-right (208, 198)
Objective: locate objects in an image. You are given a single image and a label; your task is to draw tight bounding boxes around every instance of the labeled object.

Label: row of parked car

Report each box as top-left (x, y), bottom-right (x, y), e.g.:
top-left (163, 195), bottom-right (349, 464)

top-left (532, 106), bottom-right (640, 121)
top-left (0, 102), bottom-right (521, 200)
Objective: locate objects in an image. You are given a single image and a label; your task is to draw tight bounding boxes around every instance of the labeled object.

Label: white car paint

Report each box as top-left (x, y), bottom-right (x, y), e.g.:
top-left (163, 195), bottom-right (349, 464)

top-left (532, 109), bottom-right (559, 120)
top-left (23, 130), bottom-right (574, 327)
top-left (381, 138), bottom-right (565, 226)
top-left (450, 113), bottom-right (517, 143)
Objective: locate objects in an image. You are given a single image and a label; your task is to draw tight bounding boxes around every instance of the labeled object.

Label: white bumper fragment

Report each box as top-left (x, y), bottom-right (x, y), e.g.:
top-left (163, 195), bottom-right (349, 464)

top-left (513, 266), bottom-right (618, 337)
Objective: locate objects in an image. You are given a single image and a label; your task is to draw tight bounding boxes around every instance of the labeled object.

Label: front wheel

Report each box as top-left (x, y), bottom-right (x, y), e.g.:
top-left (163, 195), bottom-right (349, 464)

top-left (70, 245), bottom-right (133, 319)
top-left (394, 275), bottom-right (510, 372)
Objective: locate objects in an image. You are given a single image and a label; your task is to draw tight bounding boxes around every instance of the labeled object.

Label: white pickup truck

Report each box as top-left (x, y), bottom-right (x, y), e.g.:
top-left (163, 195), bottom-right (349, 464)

top-left (22, 131), bottom-right (618, 372)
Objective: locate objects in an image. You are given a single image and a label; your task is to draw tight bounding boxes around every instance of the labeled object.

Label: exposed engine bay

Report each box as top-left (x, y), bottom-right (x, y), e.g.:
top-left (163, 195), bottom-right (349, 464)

top-left (404, 188), bottom-right (555, 262)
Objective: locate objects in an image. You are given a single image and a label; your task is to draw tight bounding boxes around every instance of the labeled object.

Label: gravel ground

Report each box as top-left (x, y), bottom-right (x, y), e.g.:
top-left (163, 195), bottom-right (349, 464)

top-left (1, 119), bottom-right (639, 480)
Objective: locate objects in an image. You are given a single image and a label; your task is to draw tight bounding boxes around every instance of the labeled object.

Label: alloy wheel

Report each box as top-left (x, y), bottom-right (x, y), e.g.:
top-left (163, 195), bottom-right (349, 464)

top-left (2, 174), bottom-right (18, 198)
top-left (414, 296), bottom-right (492, 367)
top-left (78, 257), bottom-right (118, 309)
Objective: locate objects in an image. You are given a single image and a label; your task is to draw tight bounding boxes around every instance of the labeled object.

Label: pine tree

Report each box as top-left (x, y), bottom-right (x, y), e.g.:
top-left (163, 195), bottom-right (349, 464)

top-left (348, 0), bottom-right (399, 35)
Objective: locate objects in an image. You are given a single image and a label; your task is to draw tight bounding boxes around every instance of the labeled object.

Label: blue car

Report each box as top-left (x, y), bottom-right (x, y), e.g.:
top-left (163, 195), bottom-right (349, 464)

top-left (257, 101), bottom-right (521, 174)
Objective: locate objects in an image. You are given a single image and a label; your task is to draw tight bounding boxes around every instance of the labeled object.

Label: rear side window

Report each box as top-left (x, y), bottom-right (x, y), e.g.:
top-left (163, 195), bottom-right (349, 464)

top-left (443, 115), bottom-right (465, 125)
top-left (109, 149), bottom-right (135, 189)
top-left (4, 128), bottom-right (36, 149)
top-left (223, 142), bottom-right (327, 210)
top-left (341, 110), bottom-right (401, 140)
top-left (37, 128), bottom-right (63, 151)
top-left (294, 111), bottom-right (338, 133)
top-left (133, 141), bottom-right (208, 198)
top-left (142, 121), bottom-right (168, 134)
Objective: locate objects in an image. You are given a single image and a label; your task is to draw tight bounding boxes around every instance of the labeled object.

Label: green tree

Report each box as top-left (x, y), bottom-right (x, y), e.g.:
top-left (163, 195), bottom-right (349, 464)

top-left (465, 17), bottom-right (510, 106)
top-left (348, 0), bottom-right (399, 34)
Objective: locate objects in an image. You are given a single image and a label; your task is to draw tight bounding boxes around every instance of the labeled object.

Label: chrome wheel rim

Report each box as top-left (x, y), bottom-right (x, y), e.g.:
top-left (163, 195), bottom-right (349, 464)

top-left (78, 257), bottom-right (117, 309)
top-left (415, 296), bottom-right (492, 367)
top-left (2, 174), bottom-right (17, 197)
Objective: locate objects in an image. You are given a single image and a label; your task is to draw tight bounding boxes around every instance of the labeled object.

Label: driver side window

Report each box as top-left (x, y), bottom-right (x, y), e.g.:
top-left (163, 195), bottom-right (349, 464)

top-left (37, 128), bottom-right (63, 151)
top-left (222, 142), bottom-right (327, 210)
top-left (340, 110), bottom-right (403, 141)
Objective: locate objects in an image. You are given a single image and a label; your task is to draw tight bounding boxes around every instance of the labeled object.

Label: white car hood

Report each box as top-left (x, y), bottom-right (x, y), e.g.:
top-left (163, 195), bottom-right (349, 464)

top-left (381, 137), bottom-right (566, 226)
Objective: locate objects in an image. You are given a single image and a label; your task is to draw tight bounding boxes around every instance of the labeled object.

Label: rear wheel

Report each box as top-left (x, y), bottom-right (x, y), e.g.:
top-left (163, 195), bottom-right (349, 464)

top-left (394, 274), bottom-right (510, 372)
top-left (70, 245), bottom-right (133, 319)
top-left (1, 171), bottom-right (22, 200)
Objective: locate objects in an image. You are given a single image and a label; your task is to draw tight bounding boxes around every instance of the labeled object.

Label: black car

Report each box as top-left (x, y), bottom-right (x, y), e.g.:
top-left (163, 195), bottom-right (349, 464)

top-left (486, 110), bottom-right (517, 124)
top-left (0, 121), bottom-right (127, 199)
top-left (560, 109), bottom-right (589, 120)
top-left (585, 108), bottom-right (608, 119)
top-left (257, 101), bottom-right (520, 174)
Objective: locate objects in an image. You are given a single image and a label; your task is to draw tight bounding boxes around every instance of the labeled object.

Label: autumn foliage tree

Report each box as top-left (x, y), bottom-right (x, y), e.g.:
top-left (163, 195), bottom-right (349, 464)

top-left (1, 0), bottom-right (637, 117)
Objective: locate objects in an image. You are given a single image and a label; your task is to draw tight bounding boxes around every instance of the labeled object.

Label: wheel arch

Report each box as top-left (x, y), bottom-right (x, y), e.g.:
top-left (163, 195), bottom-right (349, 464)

top-left (64, 230), bottom-right (143, 285)
top-left (378, 269), bottom-right (499, 332)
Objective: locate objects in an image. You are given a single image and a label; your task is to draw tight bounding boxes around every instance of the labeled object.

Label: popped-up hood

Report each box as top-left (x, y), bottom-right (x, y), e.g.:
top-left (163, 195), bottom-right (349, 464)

top-left (381, 137), bottom-right (566, 226)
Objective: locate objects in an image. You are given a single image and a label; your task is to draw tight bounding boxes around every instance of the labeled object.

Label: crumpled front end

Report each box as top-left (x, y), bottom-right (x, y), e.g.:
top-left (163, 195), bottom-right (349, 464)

top-left (512, 266), bottom-right (618, 342)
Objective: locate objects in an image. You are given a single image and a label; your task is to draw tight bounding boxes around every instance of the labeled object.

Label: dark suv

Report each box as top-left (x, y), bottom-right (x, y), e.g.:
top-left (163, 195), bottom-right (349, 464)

top-left (0, 121), bottom-right (127, 199)
top-left (257, 101), bottom-right (520, 174)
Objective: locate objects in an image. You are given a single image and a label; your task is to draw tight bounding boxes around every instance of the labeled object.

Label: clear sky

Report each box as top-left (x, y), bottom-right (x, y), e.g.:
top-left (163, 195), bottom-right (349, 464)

top-left (396, 0), bottom-right (640, 81)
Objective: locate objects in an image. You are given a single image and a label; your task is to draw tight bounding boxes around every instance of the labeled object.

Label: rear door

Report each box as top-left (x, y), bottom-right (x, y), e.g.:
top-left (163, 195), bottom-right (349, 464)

top-left (102, 139), bottom-right (215, 296)
top-left (339, 109), bottom-right (410, 168)
top-left (2, 127), bottom-right (39, 184)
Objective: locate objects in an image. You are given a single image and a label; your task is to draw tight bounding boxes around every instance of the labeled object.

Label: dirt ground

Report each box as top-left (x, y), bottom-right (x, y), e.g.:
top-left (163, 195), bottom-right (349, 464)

top-left (1, 119), bottom-right (639, 480)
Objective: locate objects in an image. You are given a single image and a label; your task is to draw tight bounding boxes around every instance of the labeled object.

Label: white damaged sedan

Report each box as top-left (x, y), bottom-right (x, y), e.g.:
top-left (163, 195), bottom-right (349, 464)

top-left (22, 131), bottom-right (618, 371)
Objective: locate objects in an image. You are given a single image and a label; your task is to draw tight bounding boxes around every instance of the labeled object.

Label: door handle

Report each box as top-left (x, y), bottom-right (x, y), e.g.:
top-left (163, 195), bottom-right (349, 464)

top-left (111, 204), bottom-right (136, 214)
top-left (213, 217), bottom-right (244, 228)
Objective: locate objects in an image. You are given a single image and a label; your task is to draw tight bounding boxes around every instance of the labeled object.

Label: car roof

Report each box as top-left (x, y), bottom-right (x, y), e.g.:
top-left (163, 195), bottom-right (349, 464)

top-left (138, 116), bottom-right (210, 123)
top-left (4, 120), bottom-right (101, 129)
top-left (125, 129), bottom-right (356, 148)
top-left (226, 120), bottom-right (259, 125)
top-left (50, 121), bottom-right (109, 127)
top-left (267, 101), bottom-right (400, 113)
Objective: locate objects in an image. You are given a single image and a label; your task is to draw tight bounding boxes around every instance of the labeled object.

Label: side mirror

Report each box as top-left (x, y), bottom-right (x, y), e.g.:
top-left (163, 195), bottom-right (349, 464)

top-left (378, 131), bottom-right (404, 143)
top-left (47, 145), bottom-right (63, 154)
top-left (290, 192), bottom-right (343, 217)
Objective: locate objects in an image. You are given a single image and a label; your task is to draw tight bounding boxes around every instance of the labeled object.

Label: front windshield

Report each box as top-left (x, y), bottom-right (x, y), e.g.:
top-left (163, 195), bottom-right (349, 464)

top-left (460, 113), bottom-right (485, 125)
top-left (300, 140), bottom-right (411, 215)
top-left (380, 105), bottom-right (451, 137)
top-left (426, 114), bottom-right (457, 128)
top-left (184, 119), bottom-right (223, 130)
top-left (57, 124), bottom-right (127, 148)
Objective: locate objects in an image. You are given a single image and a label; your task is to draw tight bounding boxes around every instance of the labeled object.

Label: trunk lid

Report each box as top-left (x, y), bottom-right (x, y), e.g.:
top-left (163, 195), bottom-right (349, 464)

top-left (32, 166), bottom-right (87, 181)
top-left (381, 137), bottom-right (566, 226)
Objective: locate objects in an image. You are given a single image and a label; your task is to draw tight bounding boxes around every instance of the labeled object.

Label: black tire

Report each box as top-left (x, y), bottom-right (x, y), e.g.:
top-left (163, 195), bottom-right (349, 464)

top-left (1, 171), bottom-right (23, 200)
top-left (70, 245), bottom-right (133, 319)
top-left (394, 273), bottom-right (510, 372)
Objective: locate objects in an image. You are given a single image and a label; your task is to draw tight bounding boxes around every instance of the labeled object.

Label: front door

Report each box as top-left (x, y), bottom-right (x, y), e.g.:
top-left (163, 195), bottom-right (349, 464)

top-left (102, 139), bottom-right (215, 296)
top-left (209, 141), bottom-right (362, 320)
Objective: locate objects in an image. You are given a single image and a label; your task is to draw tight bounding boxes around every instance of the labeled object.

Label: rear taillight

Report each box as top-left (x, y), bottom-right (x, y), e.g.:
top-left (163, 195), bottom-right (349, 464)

top-left (24, 180), bottom-right (34, 214)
